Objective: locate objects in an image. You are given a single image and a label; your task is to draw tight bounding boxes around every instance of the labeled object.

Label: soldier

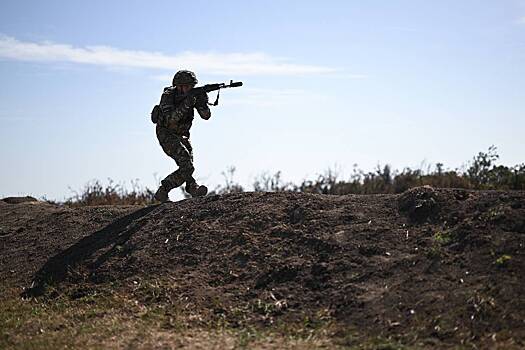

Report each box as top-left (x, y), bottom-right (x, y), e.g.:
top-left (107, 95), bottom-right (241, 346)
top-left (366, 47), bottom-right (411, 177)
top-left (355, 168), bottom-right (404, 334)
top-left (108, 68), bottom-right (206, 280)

top-left (152, 70), bottom-right (211, 202)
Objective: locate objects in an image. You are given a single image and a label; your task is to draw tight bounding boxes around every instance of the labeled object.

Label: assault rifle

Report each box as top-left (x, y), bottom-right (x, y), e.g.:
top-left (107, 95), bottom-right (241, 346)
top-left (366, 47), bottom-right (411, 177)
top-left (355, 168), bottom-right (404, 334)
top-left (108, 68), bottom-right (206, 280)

top-left (174, 80), bottom-right (243, 106)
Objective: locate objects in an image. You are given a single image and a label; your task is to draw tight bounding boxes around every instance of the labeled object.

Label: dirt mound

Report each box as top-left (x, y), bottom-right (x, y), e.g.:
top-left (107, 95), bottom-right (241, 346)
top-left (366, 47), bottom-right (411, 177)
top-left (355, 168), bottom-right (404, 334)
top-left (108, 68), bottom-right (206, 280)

top-left (1, 196), bottom-right (39, 204)
top-left (1, 188), bottom-right (524, 347)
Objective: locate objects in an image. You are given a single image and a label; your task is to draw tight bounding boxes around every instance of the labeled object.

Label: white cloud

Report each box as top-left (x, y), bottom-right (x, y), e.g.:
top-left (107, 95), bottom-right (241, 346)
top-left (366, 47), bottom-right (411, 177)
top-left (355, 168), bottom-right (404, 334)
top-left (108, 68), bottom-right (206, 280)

top-left (0, 34), bottom-right (336, 76)
top-left (519, 16), bottom-right (525, 24)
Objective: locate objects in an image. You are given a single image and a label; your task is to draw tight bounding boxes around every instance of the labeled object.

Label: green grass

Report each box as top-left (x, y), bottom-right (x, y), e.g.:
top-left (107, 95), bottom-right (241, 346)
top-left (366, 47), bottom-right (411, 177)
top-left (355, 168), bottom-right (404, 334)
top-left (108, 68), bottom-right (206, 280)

top-left (0, 284), bottom-right (343, 349)
top-left (2, 278), bottom-right (519, 349)
top-left (495, 254), bottom-right (512, 267)
top-left (433, 230), bottom-right (453, 245)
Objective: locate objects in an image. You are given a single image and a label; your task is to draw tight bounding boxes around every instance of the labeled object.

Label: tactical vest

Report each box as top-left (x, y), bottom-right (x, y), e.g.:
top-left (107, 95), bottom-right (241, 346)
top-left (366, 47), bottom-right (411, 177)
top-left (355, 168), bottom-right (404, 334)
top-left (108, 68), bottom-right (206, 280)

top-left (159, 86), bottom-right (177, 116)
top-left (151, 87), bottom-right (194, 136)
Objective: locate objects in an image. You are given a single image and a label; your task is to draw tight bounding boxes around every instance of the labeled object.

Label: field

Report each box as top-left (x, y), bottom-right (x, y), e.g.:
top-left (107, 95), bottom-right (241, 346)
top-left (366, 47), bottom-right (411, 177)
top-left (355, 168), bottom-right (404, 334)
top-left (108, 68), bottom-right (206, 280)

top-left (1, 187), bottom-right (524, 349)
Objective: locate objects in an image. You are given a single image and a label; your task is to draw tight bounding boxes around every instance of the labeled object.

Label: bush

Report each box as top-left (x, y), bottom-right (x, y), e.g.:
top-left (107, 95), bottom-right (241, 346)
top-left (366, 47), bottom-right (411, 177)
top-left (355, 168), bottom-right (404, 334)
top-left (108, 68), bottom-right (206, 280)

top-left (213, 146), bottom-right (525, 195)
top-left (65, 179), bottom-right (156, 206)
top-left (65, 146), bottom-right (525, 206)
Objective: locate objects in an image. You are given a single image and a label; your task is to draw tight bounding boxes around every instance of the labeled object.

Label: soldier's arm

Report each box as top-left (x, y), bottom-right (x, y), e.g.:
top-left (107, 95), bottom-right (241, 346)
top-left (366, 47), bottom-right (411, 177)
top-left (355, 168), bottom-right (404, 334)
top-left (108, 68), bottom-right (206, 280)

top-left (195, 93), bottom-right (211, 120)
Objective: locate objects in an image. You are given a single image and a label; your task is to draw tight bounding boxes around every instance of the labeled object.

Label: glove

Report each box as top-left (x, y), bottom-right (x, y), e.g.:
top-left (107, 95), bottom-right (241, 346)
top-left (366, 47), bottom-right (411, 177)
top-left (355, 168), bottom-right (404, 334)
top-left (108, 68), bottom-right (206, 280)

top-left (194, 92), bottom-right (209, 108)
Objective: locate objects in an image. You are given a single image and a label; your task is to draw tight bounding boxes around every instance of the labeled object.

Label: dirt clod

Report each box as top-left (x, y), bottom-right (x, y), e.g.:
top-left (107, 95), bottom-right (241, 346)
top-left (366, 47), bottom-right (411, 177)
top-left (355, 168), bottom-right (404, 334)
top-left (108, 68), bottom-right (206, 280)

top-left (398, 185), bottom-right (442, 222)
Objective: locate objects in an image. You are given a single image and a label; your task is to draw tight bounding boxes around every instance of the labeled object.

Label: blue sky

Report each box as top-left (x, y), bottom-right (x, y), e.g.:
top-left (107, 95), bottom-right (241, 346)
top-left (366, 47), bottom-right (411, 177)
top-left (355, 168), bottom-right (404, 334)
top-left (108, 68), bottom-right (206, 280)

top-left (1, 0), bottom-right (524, 201)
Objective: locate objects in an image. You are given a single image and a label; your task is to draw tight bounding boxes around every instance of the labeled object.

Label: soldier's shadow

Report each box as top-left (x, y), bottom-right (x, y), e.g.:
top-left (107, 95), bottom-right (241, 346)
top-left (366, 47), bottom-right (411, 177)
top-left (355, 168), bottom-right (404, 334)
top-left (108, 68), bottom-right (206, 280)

top-left (24, 205), bottom-right (160, 297)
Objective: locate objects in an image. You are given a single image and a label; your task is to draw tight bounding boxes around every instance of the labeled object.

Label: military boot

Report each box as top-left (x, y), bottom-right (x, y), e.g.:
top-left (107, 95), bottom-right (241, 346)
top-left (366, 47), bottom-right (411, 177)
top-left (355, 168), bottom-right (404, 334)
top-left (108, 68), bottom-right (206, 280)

top-left (185, 182), bottom-right (208, 197)
top-left (154, 185), bottom-right (170, 202)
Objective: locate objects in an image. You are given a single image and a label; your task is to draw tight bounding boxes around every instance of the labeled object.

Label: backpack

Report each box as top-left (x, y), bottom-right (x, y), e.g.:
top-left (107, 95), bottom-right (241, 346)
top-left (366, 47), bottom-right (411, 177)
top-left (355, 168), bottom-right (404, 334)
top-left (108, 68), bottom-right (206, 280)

top-left (151, 86), bottom-right (177, 124)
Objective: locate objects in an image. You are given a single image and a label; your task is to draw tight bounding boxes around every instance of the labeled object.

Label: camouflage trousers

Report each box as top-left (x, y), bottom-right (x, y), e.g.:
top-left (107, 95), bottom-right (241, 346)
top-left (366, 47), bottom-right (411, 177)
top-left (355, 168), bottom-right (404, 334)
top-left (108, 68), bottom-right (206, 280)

top-left (156, 126), bottom-right (196, 191)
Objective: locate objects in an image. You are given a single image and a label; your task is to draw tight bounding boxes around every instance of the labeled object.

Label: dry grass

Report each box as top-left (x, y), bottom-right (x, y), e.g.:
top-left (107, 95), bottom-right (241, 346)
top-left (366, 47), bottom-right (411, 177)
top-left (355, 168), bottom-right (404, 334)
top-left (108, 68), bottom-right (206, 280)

top-left (59, 146), bottom-right (525, 207)
top-left (64, 179), bottom-right (156, 207)
top-left (0, 284), bottom-right (369, 350)
top-left (215, 146), bottom-right (525, 195)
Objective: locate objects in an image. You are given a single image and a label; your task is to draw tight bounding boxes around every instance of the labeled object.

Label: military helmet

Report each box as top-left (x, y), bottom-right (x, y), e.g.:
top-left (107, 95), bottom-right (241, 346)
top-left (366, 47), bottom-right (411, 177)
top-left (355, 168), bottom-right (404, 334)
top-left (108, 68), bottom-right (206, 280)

top-left (172, 70), bottom-right (198, 86)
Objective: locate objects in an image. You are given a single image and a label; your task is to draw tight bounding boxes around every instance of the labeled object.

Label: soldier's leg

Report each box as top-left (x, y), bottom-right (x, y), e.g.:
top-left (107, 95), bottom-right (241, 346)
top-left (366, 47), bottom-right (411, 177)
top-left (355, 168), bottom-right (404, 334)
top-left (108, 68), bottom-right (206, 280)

top-left (162, 158), bottom-right (194, 190)
top-left (155, 128), bottom-right (193, 201)
top-left (160, 137), bottom-right (194, 191)
top-left (180, 137), bottom-right (207, 197)
top-left (155, 127), bottom-right (206, 200)
top-left (179, 137), bottom-right (196, 188)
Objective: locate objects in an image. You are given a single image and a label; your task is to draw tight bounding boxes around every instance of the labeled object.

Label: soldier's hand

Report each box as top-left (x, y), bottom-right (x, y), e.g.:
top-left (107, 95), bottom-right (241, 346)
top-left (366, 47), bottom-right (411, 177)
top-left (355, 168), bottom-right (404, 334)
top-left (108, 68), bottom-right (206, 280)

top-left (195, 92), bottom-right (209, 108)
top-left (182, 94), bottom-right (197, 108)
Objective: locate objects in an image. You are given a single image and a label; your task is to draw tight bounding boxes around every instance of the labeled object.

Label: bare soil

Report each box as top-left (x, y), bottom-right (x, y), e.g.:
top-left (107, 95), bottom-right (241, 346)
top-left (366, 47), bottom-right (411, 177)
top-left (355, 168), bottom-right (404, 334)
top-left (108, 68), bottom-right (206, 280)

top-left (1, 187), bottom-right (524, 349)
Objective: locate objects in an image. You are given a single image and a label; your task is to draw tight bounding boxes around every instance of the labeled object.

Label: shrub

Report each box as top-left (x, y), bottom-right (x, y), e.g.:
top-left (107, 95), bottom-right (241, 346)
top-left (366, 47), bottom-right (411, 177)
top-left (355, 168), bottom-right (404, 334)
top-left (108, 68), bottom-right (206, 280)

top-left (64, 146), bottom-right (525, 206)
top-left (65, 179), bottom-right (156, 206)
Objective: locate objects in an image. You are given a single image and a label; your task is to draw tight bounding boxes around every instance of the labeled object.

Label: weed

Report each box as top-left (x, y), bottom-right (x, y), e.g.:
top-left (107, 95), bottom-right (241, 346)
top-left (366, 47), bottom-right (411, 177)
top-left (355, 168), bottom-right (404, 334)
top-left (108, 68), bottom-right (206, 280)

top-left (61, 147), bottom-right (525, 206)
top-left (426, 245), bottom-right (442, 260)
top-left (211, 146), bottom-right (525, 197)
top-left (433, 230), bottom-right (455, 245)
top-left (65, 178), bottom-right (156, 206)
top-left (495, 255), bottom-right (512, 267)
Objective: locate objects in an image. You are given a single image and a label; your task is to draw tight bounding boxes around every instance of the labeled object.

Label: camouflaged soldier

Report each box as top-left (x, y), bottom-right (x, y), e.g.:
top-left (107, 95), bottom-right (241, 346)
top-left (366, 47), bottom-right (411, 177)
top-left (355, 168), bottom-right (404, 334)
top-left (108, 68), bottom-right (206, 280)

top-left (151, 70), bottom-right (211, 202)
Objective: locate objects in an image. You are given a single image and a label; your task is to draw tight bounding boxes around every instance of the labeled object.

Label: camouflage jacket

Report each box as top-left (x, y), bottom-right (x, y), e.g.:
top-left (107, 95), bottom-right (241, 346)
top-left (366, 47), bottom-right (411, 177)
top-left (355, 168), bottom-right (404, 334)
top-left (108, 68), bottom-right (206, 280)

top-left (158, 87), bottom-right (211, 137)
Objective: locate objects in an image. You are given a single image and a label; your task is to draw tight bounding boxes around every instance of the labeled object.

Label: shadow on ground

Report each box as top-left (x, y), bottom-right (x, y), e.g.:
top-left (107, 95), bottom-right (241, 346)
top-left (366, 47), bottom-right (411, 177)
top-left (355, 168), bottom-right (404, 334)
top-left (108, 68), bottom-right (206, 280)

top-left (24, 205), bottom-right (160, 297)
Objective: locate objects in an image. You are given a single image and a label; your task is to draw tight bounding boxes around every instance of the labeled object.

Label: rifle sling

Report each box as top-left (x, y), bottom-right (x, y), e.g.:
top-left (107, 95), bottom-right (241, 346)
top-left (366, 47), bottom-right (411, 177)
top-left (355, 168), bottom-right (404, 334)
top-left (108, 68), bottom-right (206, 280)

top-left (208, 89), bottom-right (220, 106)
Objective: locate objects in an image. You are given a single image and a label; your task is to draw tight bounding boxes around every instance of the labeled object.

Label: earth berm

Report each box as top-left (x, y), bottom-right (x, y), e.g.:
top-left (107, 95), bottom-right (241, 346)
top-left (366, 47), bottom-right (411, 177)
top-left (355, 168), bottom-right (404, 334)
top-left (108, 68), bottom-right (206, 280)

top-left (1, 187), bottom-right (524, 349)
